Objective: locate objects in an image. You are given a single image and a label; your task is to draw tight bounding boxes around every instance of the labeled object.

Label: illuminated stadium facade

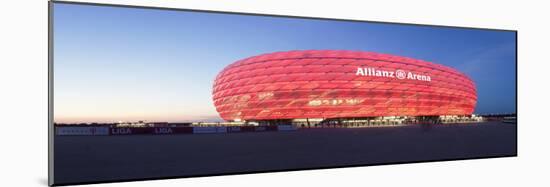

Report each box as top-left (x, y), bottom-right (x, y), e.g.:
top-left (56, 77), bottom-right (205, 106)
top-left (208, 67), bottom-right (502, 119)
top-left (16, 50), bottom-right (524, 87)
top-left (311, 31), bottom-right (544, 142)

top-left (212, 50), bottom-right (478, 126)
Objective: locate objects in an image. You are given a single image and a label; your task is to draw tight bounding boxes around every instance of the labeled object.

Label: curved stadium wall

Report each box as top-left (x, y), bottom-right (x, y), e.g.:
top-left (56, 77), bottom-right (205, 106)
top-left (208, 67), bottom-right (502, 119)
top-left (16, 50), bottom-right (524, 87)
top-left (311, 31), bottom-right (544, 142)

top-left (212, 50), bottom-right (477, 122)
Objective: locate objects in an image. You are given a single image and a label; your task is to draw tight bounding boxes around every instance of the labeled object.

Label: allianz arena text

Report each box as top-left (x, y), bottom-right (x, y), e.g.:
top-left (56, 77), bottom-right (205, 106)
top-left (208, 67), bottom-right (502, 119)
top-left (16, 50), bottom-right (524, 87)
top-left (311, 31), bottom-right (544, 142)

top-left (212, 50), bottom-right (477, 124)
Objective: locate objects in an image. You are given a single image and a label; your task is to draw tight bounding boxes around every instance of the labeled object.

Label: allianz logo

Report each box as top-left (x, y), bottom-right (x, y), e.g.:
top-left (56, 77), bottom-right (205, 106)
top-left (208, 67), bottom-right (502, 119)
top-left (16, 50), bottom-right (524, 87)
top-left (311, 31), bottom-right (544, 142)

top-left (356, 67), bottom-right (431, 82)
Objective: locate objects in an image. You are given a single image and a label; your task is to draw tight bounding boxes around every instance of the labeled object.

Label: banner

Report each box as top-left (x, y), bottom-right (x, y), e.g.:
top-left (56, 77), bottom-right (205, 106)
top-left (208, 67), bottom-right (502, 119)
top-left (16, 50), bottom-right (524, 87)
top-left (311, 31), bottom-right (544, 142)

top-left (227, 126), bottom-right (241, 133)
top-left (277, 125), bottom-right (297, 131)
top-left (56, 126), bottom-right (109, 136)
top-left (193, 126), bottom-right (227, 134)
top-left (57, 125), bottom-right (295, 136)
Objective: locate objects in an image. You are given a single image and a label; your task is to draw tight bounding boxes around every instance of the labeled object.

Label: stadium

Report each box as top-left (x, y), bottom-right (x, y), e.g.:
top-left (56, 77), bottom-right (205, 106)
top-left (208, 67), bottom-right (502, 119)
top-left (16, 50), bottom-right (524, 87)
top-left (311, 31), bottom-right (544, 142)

top-left (212, 50), bottom-right (481, 127)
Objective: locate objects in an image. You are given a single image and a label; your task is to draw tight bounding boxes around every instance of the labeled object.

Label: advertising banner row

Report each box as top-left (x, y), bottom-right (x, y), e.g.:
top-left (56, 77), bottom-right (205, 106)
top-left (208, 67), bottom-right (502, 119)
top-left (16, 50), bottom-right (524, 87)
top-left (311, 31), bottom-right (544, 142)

top-left (55, 125), bottom-right (296, 136)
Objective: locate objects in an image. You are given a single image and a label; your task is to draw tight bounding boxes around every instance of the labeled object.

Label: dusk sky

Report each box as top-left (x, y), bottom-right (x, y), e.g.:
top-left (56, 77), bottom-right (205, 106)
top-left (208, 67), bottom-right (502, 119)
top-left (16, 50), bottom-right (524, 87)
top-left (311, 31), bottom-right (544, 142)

top-left (53, 3), bottom-right (516, 123)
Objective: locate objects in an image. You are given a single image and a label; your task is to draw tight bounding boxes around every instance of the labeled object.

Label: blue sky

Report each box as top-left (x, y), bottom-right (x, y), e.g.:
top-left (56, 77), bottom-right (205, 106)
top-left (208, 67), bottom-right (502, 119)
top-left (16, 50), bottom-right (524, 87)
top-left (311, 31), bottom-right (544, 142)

top-left (53, 3), bottom-right (516, 123)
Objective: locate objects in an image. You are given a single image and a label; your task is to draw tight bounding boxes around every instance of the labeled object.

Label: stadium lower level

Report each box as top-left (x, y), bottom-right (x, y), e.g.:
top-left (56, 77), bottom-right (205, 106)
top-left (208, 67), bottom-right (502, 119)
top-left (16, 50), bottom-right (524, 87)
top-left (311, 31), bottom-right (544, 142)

top-left (194, 115), bottom-right (484, 128)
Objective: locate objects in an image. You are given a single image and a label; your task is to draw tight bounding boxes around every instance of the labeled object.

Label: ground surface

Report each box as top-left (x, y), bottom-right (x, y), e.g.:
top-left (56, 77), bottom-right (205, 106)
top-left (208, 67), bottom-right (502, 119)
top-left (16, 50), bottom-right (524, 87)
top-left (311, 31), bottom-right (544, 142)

top-left (54, 122), bottom-right (517, 185)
